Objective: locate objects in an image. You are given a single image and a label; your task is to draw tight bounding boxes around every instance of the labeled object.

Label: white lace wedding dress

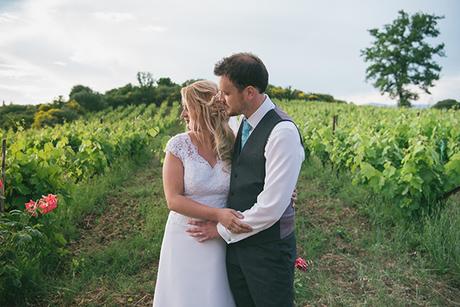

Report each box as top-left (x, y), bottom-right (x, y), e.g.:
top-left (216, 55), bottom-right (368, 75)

top-left (153, 132), bottom-right (235, 307)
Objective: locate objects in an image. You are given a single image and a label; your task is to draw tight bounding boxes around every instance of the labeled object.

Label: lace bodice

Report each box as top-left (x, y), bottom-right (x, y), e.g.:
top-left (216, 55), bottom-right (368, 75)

top-left (165, 133), bottom-right (230, 218)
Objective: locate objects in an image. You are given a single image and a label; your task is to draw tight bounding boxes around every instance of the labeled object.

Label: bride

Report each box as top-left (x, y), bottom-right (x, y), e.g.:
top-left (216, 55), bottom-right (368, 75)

top-left (153, 80), bottom-right (251, 307)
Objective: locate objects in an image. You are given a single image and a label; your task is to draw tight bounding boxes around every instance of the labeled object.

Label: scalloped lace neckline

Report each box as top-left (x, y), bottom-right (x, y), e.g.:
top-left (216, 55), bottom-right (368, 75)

top-left (185, 133), bottom-right (220, 169)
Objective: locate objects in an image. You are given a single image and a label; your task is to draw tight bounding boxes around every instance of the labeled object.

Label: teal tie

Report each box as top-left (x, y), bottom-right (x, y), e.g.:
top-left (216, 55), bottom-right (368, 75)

top-left (241, 118), bottom-right (252, 148)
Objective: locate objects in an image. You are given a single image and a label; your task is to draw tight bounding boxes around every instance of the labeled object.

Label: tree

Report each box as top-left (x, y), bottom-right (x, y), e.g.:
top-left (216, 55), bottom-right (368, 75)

top-left (156, 77), bottom-right (177, 87)
top-left (69, 85), bottom-right (105, 111)
top-left (432, 99), bottom-right (460, 110)
top-left (137, 72), bottom-right (155, 88)
top-left (361, 10), bottom-right (445, 107)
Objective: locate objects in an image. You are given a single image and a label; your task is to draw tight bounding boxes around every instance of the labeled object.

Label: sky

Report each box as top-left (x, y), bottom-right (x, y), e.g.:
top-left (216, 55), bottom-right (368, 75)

top-left (0, 0), bottom-right (459, 106)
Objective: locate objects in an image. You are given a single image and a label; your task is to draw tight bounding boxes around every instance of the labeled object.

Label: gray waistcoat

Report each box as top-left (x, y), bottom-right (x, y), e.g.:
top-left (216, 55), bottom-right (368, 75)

top-left (228, 107), bottom-right (302, 246)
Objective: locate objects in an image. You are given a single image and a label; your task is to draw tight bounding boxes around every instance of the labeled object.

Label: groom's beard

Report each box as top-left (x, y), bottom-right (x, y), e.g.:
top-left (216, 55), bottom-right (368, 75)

top-left (224, 106), bottom-right (239, 117)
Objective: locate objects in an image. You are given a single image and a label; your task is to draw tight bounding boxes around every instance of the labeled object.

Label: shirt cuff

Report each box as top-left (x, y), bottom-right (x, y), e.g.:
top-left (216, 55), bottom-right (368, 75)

top-left (216, 223), bottom-right (232, 244)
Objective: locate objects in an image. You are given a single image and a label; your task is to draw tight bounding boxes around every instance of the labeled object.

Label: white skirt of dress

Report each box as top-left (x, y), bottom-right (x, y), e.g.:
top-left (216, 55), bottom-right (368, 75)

top-left (153, 211), bottom-right (235, 307)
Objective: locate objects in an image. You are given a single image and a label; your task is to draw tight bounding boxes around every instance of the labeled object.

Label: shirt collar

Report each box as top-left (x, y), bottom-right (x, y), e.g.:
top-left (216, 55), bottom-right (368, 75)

top-left (245, 95), bottom-right (275, 129)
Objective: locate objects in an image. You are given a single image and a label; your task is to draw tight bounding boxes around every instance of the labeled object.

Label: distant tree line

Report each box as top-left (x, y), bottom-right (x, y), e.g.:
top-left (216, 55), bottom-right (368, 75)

top-left (2, 72), bottom-right (457, 131)
top-left (0, 73), bottom-right (351, 130)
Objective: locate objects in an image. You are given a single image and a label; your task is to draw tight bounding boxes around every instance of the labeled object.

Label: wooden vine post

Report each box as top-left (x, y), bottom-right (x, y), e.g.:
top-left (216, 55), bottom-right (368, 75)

top-left (0, 139), bottom-right (6, 212)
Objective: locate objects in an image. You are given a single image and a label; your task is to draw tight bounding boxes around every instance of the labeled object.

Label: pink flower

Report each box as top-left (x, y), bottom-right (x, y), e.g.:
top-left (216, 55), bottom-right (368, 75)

top-left (0, 179), bottom-right (3, 190)
top-left (25, 200), bottom-right (38, 217)
top-left (38, 194), bottom-right (58, 214)
top-left (24, 194), bottom-right (59, 216)
top-left (295, 257), bottom-right (308, 272)
top-left (42, 194), bottom-right (58, 209)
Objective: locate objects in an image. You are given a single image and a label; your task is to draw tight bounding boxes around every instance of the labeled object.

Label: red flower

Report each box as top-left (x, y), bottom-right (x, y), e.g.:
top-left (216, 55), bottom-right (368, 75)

top-left (42, 194), bottom-right (58, 209)
top-left (24, 194), bottom-right (59, 216)
top-left (295, 257), bottom-right (308, 272)
top-left (25, 200), bottom-right (38, 217)
top-left (38, 194), bottom-right (58, 214)
top-left (0, 179), bottom-right (3, 190)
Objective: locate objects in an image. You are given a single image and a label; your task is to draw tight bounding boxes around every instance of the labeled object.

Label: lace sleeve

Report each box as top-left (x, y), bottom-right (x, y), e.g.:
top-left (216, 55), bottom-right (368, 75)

top-left (165, 134), bottom-right (186, 161)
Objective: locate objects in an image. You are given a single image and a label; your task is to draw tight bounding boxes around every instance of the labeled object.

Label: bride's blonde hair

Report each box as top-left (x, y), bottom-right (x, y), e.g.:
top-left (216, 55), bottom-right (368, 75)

top-left (181, 80), bottom-right (235, 167)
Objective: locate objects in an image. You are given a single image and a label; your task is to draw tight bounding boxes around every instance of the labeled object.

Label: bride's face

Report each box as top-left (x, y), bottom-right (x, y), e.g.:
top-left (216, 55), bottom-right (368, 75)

top-left (181, 100), bottom-right (203, 131)
top-left (181, 101), bottom-right (191, 130)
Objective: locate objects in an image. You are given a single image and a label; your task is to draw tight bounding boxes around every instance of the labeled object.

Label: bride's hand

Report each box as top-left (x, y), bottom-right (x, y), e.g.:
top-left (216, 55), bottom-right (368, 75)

top-left (216, 208), bottom-right (252, 233)
top-left (187, 220), bottom-right (219, 242)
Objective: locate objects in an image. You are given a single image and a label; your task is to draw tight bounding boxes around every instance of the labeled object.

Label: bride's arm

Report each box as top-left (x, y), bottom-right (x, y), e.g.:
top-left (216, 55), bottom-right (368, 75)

top-left (162, 151), bottom-right (252, 233)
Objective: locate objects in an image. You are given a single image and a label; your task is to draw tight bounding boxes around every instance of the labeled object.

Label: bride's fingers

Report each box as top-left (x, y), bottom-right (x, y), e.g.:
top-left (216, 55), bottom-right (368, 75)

top-left (188, 230), bottom-right (207, 239)
top-left (186, 226), bottom-right (203, 234)
top-left (188, 220), bottom-right (206, 226)
top-left (229, 224), bottom-right (252, 234)
top-left (232, 220), bottom-right (252, 231)
top-left (231, 210), bottom-right (244, 219)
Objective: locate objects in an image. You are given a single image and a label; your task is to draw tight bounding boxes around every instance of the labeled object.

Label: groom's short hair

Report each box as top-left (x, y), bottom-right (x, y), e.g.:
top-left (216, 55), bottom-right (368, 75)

top-left (214, 53), bottom-right (268, 93)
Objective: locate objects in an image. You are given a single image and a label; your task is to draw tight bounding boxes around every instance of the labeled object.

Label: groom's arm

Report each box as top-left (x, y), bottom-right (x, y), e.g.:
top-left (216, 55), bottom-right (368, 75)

top-left (216, 121), bottom-right (304, 244)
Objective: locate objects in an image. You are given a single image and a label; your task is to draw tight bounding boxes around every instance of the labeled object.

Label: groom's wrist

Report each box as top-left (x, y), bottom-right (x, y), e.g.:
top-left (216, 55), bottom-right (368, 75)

top-left (216, 223), bottom-right (232, 243)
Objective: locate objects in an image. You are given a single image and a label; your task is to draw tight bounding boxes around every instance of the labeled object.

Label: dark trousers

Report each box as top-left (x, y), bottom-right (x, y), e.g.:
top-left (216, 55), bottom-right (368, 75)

top-left (226, 232), bottom-right (296, 307)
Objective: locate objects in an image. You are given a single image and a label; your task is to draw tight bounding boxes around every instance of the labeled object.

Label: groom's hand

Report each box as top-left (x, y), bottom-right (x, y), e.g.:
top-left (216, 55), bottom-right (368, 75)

top-left (186, 220), bottom-right (219, 243)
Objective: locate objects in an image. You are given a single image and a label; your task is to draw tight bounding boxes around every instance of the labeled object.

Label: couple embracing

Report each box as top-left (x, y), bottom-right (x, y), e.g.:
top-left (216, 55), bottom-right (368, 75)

top-left (153, 53), bottom-right (305, 307)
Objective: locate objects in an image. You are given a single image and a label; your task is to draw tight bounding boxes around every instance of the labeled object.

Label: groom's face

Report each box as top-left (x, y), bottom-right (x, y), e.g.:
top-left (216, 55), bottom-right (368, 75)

top-left (218, 75), bottom-right (245, 117)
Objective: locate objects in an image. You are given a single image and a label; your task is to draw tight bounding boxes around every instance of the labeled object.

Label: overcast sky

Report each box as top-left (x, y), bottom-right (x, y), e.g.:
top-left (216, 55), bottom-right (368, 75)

top-left (0, 0), bottom-right (459, 106)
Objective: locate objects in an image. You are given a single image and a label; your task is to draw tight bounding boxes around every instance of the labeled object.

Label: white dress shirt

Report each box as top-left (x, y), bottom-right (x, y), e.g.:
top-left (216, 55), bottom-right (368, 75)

top-left (218, 96), bottom-right (305, 244)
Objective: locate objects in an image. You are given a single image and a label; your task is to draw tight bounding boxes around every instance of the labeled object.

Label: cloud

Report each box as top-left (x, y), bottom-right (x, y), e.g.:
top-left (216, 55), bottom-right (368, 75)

top-left (53, 61), bottom-right (67, 66)
top-left (139, 25), bottom-right (167, 33)
top-left (0, 0), bottom-right (458, 105)
top-left (0, 12), bottom-right (19, 23)
top-left (92, 12), bottom-right (134, 23)
top-left (418, 74), bottom-right (460, 103)
top-left (0, 60), bottom-right (39, 79)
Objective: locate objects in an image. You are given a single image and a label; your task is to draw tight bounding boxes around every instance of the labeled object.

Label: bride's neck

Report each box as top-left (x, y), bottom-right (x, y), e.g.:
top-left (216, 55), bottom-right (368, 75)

top-left (191, 131), bottom-right (214, 148)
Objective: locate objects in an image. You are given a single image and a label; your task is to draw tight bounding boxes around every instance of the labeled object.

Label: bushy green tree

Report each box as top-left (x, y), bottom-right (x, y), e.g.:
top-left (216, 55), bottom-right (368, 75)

top-left (156, 77), bottom-right (176, 87)
top-left (361, 10), bottom-right (445, 107)
top-left (69, 85), bottom-right (106, 111)
top-left (32, 108), bottom-right (79, 128)
top-left (432, 99), bottom-right (460, 110)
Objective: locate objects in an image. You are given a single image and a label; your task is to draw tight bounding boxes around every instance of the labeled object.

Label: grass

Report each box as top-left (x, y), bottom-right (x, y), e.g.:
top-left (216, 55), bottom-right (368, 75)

top-left (33, 155), bottom-right (460, 306)
top-left (37, 158), bottom-right (167, 306)
top-left (294, 158), bottom-right (460, 306)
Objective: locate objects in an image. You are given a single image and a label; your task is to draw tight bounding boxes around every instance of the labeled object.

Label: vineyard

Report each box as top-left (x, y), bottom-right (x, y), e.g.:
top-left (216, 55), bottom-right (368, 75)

top-left (0, 102), bottom-right (182, 303)
top-left (1, 101), bottom-right (459, 305)
top-left (280, 100), bottom-right (460, 217)
top-left (1, 102), bottom-right (180, 211)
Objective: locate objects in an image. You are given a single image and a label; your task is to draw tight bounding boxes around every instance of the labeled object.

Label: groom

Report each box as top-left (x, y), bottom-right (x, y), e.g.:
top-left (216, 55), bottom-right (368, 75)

top-left (189, 53), bottom-right (304, 307)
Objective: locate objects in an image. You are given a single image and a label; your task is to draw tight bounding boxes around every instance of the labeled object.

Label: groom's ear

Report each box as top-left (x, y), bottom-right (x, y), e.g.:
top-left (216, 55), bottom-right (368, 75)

top-left (244, 86), bottom-right (257, 99)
